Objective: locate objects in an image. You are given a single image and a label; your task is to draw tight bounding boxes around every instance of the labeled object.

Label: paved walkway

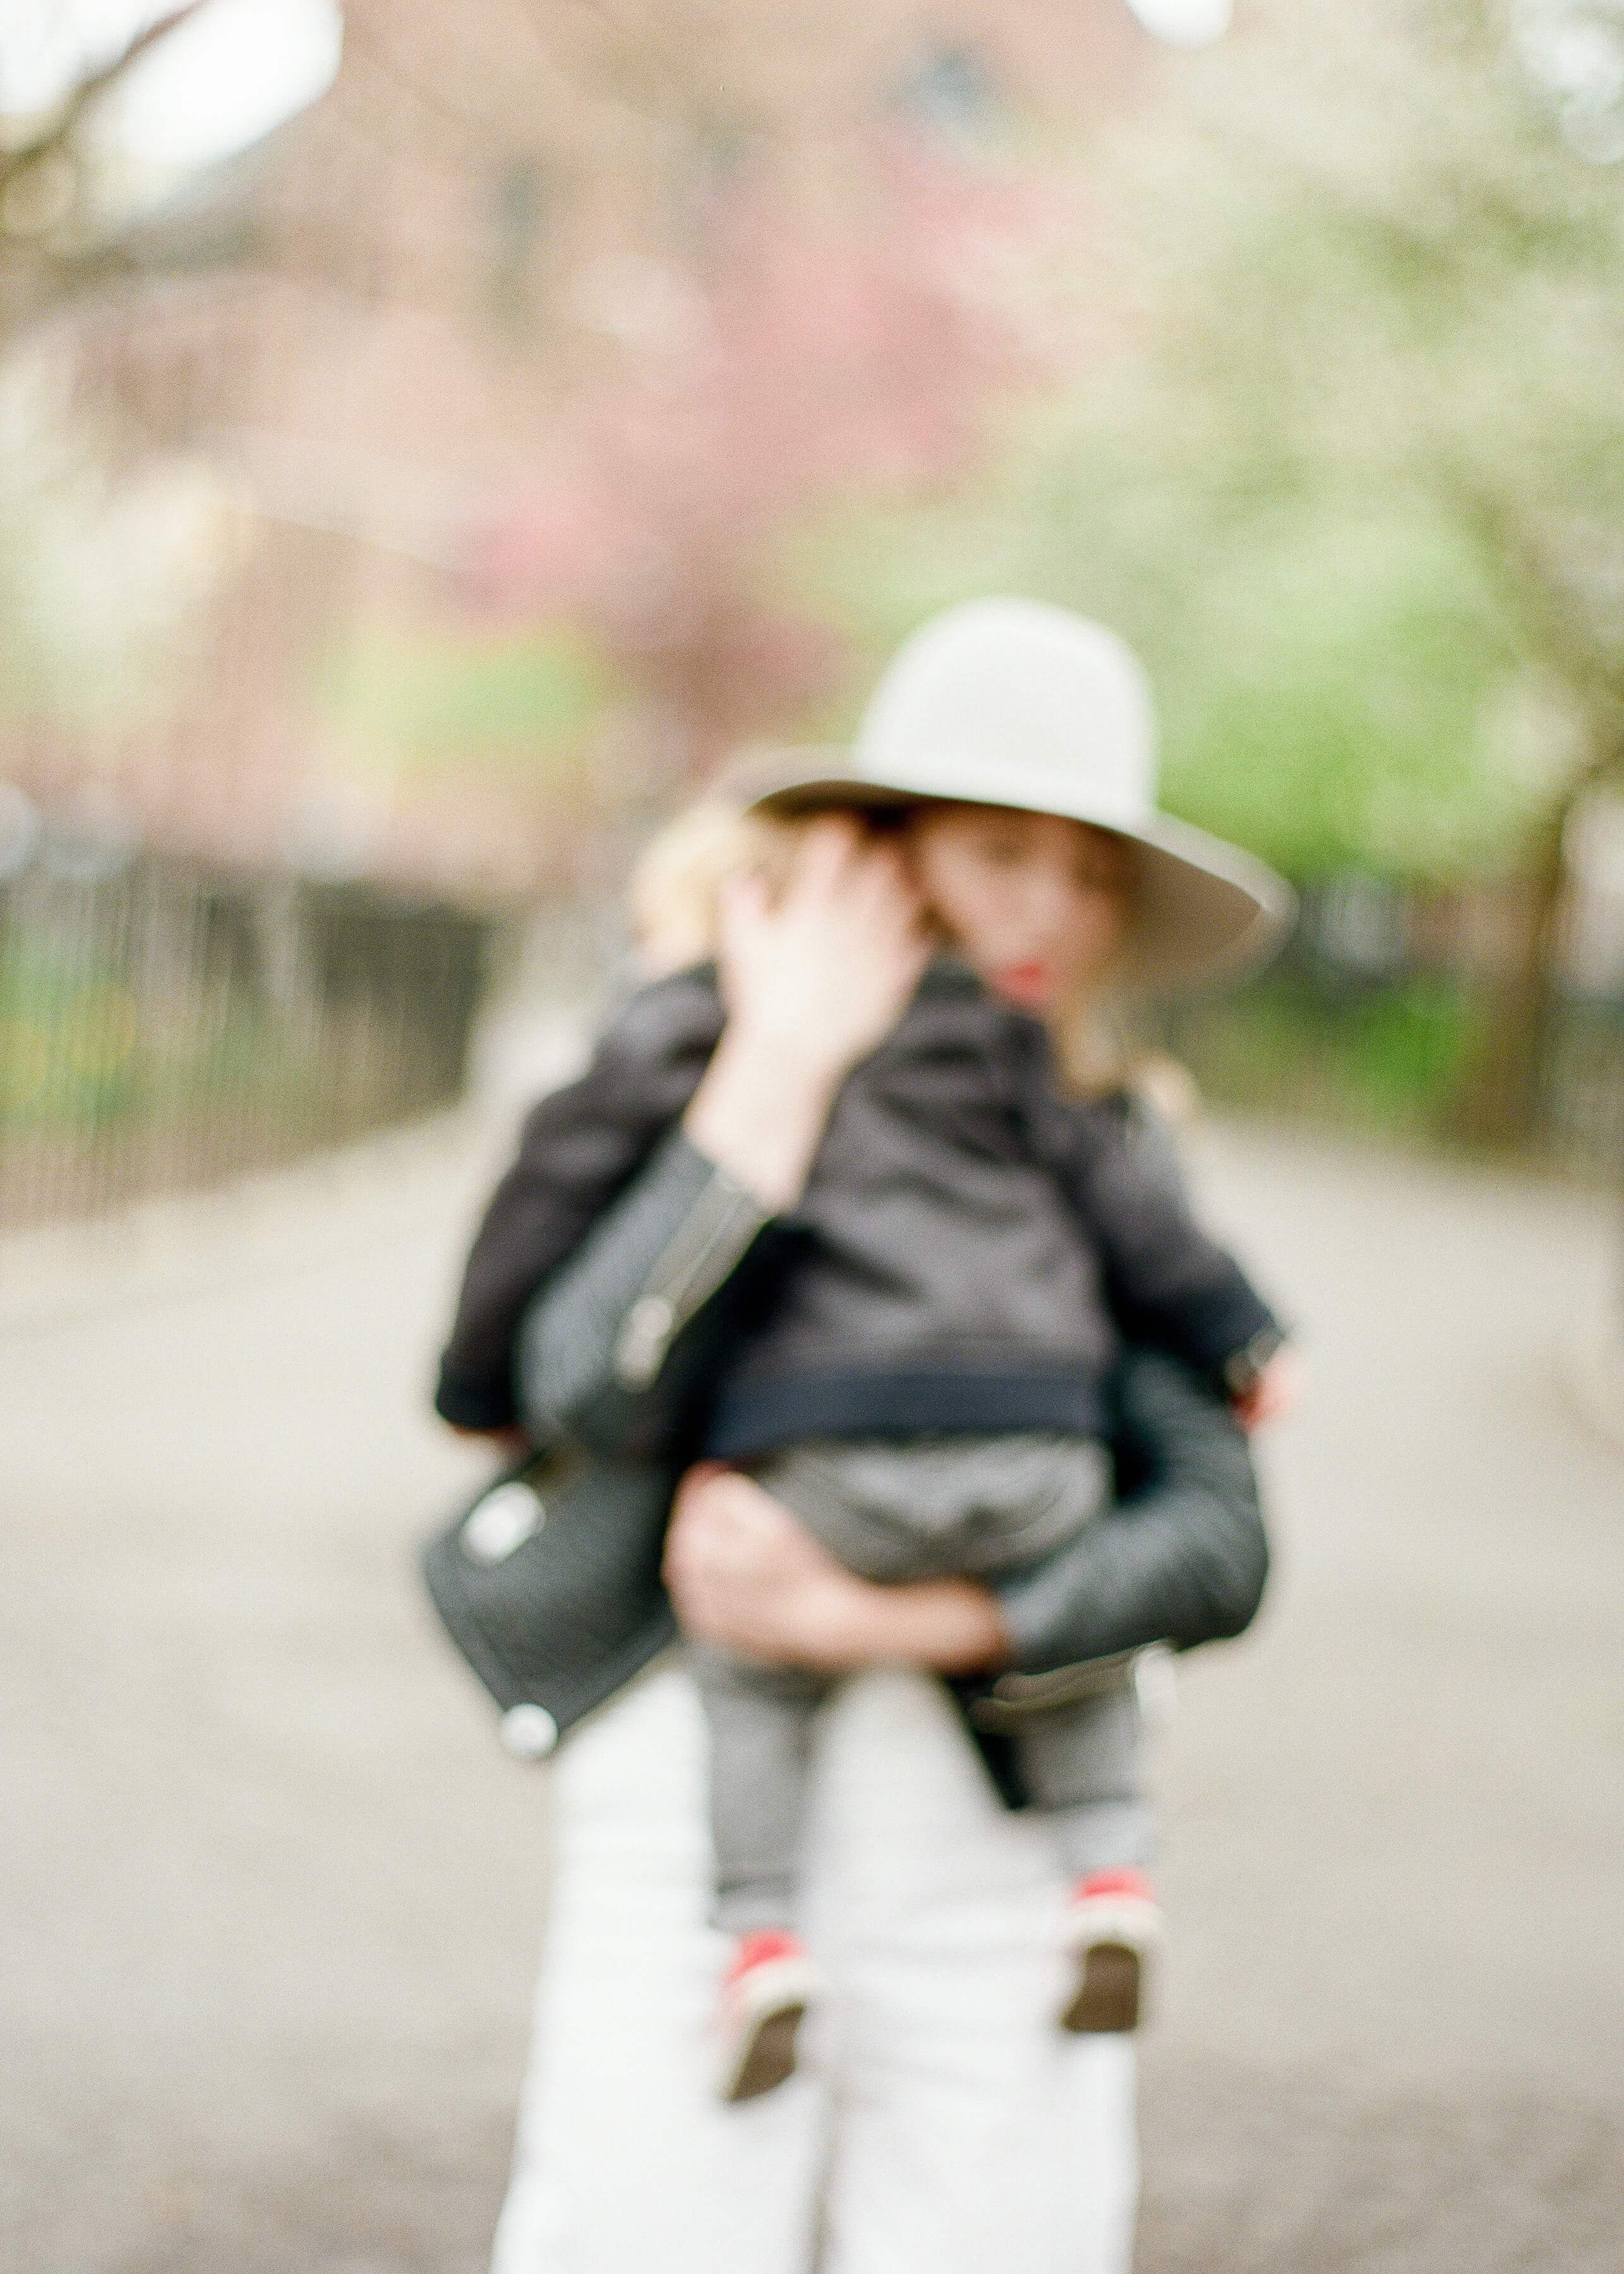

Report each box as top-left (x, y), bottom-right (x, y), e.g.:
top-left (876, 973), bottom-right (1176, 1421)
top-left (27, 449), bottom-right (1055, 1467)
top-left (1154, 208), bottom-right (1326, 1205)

top-left (1141, 1127), bottom-right (1623, 2271)
top-left (2, 1115), bottom-right (1619, 2272)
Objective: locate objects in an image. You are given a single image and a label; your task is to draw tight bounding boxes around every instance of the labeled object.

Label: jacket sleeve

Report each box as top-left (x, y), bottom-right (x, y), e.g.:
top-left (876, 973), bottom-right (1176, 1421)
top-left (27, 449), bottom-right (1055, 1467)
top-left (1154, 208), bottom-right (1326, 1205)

top-left (990, 1350), bottom-right (1270, 1671)
top-left (1033, 1069), bottom-right (1284, 1393)
top-left (432, 974), bottom-right (723, 1431)
top-left (515, 1129), bottom-right (777, 1461)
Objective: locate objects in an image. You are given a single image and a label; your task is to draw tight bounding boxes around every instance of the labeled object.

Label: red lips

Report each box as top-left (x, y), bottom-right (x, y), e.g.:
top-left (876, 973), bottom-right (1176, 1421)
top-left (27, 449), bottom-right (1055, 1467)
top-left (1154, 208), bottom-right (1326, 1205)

top-left (989, 960), bottom-right (1053, 1008)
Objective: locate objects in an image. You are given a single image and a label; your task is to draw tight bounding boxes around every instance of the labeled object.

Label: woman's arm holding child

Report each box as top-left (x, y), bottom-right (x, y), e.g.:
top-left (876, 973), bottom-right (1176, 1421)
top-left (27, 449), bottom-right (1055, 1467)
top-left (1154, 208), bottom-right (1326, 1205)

top-left (662, 1464), bottom-right (1013, 1675)
top-left (434, 975), bottom-right (723, 1433)
top-left (661, 1351), bottom-right (1272, 1681)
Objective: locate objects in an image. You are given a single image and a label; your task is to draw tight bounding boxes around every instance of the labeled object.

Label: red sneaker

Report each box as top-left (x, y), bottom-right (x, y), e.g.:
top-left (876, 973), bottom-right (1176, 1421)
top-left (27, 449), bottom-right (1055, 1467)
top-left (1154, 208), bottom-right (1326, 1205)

top-left (1057, 1868), bottom-right (1161, 2034)
top-left (716, 1931), bottom-right (821, 2103)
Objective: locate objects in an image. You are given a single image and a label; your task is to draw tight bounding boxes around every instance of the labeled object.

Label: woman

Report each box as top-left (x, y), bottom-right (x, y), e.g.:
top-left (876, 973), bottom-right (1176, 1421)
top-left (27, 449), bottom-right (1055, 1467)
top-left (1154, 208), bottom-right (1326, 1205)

top-left (452, 601), bottom-right (1289, 2272)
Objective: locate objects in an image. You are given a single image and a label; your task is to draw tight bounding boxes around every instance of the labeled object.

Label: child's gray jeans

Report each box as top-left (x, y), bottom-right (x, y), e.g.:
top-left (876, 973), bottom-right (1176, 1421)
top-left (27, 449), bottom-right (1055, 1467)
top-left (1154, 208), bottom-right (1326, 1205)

top-left (694, 1433), bottom-right (1152, 1935)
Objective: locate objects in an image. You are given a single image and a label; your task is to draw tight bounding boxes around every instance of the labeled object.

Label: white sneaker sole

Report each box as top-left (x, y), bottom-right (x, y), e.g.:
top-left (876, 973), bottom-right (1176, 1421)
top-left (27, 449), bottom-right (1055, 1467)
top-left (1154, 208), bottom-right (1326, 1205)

top-left (1057, 1899), bottom-right (1160, 2035)
top-left (716, 1957), bottom-right (821, 2103)
top-left (1060, 1940), bottom-right (1144, 2033)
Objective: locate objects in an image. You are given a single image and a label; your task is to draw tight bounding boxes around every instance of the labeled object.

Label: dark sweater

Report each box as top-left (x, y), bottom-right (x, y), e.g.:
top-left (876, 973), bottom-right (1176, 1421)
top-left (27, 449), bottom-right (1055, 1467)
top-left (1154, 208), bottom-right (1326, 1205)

top-left (436, 961), bottom-right (1280, 1444)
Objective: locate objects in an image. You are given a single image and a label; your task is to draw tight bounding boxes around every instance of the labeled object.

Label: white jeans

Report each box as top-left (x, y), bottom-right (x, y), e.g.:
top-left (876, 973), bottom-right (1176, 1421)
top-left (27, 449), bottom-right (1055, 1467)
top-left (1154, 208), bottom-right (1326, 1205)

top-left (490, 1661), bottom-right (1138, 2274)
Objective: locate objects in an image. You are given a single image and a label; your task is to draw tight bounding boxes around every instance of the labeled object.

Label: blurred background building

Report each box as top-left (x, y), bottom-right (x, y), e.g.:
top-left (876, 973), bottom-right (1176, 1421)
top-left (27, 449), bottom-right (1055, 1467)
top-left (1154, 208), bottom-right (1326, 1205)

top-left (1, 0), bottom-right (1620, 1227)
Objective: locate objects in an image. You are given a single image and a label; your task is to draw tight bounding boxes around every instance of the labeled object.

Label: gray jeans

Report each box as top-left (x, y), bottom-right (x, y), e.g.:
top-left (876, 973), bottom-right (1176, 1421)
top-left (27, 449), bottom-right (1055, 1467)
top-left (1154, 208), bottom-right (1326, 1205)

top-left (695, 1435), bottom-right (1152, 1935)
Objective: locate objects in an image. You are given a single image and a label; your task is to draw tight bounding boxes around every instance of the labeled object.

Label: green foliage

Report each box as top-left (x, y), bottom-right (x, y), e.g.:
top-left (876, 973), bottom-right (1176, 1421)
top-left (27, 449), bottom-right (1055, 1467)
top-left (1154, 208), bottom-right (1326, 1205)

top-left (783, 475), bottom-right (1533, 879)
top-left (785, 0), bottom-right (1624, 894)
top-left (1170, 972), bottom-right (1488, 1136)
top-left (0, 942), bottom-right (140, 1128)
top-left (1144, 510), bottom-right (1528, 878)
top-left (0, 936), bottom-right (292, 1131)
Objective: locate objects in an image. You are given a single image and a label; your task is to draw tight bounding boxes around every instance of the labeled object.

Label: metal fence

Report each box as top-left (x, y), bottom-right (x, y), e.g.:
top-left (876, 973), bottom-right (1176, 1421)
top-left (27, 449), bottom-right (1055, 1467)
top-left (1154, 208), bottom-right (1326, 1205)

top-left (0, 846), bottom-right (496, 1232)
top-left (1543, 996), bottom-right (1624, 1184)
top-left (5, 842), bottom-right (1618, 1237)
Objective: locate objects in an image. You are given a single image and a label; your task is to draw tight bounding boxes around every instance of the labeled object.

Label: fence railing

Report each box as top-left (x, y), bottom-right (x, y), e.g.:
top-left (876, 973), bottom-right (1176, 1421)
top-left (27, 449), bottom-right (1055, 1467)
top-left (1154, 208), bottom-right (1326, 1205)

top-left (1, 848), bottom-right (497, 1232)
top-left (7, 845), bottom-right (1619, 1236)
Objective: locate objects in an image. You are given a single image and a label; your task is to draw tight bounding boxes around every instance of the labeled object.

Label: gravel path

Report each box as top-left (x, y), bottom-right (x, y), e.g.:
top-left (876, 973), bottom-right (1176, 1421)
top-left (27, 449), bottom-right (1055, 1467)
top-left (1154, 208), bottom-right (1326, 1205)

top-left (3, 1116), bottom-right (1619, 2271)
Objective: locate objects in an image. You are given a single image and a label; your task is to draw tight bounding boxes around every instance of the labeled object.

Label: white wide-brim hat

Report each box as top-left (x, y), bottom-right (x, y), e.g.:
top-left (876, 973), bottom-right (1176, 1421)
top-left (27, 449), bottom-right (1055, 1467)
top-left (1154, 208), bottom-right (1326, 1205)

top-left (726, 598), bottom-right (1294, 990)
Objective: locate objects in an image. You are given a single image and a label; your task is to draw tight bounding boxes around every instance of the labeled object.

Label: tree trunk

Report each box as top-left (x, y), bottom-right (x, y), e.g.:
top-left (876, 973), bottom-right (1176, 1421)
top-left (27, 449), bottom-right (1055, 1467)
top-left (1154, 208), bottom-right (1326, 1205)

top-left (1452, 733), bottom-right (1623, 1150)
top-left (1450, 810), bottom-right (1568, 1148)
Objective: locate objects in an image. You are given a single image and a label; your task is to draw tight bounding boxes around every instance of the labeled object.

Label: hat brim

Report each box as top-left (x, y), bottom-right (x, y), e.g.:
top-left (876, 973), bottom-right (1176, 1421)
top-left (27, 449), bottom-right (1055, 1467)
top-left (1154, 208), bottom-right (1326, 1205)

top-left (721, 749), bottom-right (1294, 991)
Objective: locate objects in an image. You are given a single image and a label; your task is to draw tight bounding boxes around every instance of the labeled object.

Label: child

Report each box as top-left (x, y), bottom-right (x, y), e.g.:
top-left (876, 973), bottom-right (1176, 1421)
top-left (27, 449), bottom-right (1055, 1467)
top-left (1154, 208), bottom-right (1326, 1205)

top-left (435, 601), bottom-right (1296, 2102)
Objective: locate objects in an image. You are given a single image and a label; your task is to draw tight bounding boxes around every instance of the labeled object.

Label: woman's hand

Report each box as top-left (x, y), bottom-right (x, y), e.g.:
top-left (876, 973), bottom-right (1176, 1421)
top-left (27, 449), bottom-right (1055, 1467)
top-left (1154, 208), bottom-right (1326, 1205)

top-left (717, 817), bottom-right (930, 1080)
top-left (683, 819), bottom-right (930, 1210)
top-left (663, 1464), bottom-right (1011, 1676)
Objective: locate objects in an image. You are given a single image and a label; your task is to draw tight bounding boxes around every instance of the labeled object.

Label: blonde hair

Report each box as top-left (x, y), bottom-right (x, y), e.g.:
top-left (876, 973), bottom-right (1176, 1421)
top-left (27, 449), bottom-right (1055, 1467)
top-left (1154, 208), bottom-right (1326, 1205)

top-left (626, 800), bottom-right (801, 980)
top-left (627, 796), bottom-right (1179, 1109)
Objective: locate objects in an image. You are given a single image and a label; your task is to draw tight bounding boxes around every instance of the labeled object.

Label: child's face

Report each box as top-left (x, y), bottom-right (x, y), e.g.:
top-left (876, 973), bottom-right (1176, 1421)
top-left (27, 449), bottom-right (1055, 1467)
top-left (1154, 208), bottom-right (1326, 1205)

top-left (905, 805), bottom-right (1129, 1012)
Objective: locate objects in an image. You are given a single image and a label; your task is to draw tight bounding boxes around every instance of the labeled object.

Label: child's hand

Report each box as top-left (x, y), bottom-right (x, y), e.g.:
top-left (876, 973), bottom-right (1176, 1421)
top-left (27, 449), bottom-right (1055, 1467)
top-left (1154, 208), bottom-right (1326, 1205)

top-left (1230, 1347), bottom-right (1303, 1433)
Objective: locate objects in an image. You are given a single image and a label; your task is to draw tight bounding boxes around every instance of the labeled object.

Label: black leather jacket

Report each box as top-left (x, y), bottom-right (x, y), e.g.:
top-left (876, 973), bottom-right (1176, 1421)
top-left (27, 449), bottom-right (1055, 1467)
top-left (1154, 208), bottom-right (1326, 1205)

top-left (520, 1126), bottom-right (1270, 1671)
top-left (421, 1123), bottom-right (1272, 1782)
top-left (435, 961), bottom-right (1280, 1442)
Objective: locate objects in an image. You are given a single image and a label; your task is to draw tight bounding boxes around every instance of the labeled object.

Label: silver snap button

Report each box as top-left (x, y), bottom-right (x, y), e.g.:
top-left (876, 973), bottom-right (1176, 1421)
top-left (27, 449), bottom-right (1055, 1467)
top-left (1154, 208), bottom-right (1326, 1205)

top-left (500, 1704), bottom-right (559, 1759)
top-left (461, 1481), bottom-right (545, 1565)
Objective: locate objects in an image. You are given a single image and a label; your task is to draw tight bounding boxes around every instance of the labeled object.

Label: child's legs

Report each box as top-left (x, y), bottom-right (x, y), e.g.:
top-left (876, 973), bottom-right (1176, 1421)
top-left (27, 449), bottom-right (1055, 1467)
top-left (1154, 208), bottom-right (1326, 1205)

top-left (1014, 1681), bottom-right (1153, 1878)
top-left (692, 1644), bottom-right (834, 1934)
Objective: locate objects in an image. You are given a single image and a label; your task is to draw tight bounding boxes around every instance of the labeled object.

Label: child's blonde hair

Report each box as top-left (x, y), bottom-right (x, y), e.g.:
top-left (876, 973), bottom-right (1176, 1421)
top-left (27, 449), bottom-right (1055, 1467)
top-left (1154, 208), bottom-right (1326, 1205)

top-left (627, 797), bottom-right (1180, 1110)
top-left (626, 800), bottom-right (802, 980)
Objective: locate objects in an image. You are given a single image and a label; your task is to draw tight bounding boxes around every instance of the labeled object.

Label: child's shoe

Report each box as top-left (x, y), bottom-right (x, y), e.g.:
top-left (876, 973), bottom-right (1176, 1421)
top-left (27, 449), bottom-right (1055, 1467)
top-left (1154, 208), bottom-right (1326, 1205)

top-left (1057, 1868), bottom-right (1160, 2033)
top-left (716, 1930), bottom-right (820, 2102)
